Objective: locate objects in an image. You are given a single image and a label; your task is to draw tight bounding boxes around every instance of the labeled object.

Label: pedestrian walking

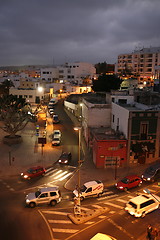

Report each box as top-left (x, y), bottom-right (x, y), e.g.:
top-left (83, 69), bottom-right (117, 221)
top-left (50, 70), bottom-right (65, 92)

top-left (152, 228), bottom-right (159, 240)
top-left (147, 224), bottom-right (153, 240)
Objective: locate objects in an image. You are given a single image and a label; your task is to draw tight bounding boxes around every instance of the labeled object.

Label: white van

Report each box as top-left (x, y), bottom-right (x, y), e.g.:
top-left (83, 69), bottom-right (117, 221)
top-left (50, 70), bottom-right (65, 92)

top-left (73, 180), bottom-right (104, 201)
top-left (125, 193), bottom-right (160, 217)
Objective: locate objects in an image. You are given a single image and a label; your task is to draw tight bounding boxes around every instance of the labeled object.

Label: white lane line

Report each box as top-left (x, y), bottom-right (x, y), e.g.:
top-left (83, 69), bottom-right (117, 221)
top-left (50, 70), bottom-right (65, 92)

top-left (103, 202), bottom-right (124, 209)
top-left (52, 228), bottom-right (78, 233)
top-left (92, 205), bottom-right (103, 209)
top-left (127, 195), bottom-right (136, 198)
top-left (148, 188), bottom-right (156, 192)
top-left (116, 199), bottom-right (127, 203)
top-left (48, 220), bottom-right (71, 224)
top-left (42, 210), bottom-right (69, 215)
top-left (152, 184), bottom-right (160, 188)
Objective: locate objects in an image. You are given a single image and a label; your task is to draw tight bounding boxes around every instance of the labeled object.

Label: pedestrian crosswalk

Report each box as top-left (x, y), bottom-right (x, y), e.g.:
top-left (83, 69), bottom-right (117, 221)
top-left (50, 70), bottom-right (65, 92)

top-left (39, 184), bottom-right (160, 240)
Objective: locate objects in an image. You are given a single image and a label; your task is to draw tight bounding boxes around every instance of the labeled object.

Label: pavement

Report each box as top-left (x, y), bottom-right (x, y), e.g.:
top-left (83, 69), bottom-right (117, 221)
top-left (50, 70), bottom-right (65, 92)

top-left (0, 107), bottom-right (157, 240)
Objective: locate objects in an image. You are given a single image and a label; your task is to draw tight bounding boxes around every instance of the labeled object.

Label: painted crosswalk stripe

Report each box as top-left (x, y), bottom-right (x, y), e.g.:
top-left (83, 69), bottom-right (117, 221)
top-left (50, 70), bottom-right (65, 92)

top-left (97, 194), bottom-right (118, 200)
top-left (52, 228), bottom-right (78, 233)
top-left (116, 199), bottom-right (127, 203)
top-left (42, 210), bottom-right (69, 215)
top-left (48, 220), bottom-right (71, 224)
top-left (103, 191), bottom-right (114, 195)
top-left (85, 221), bottom-right (95, 224)
top-left (54, 171), bottom-right (68, 179)
top-left (59, 172), bottom-right (73, 181)
top-left (98, 215), bottom-right (106, 219)
top-left (103, 202), bottom-right (123, 209)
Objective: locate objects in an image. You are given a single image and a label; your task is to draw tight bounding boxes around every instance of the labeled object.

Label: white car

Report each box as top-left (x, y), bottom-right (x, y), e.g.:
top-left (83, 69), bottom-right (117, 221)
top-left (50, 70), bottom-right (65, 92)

top-left (125, 193), bottom-right (160, 217)
top-left (52, 136), bottom-right (61, 146)
top-left (53, 130), bottom-right (61, 138)
top-left (90, 233), bottom-right (117, 240)
top-left (25, 187), bottom-right (61, 208)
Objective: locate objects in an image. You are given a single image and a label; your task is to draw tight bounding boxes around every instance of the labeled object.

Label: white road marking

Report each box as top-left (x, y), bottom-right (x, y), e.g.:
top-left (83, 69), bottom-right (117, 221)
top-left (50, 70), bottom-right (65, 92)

top-left (116, 199), bottom-right (127, 203)
top-left (59, 172), bottom-right (73, 181)
top-left (103, 202), bottom-right (124, 209)
top-left (103, 191), bottom-right (114, 195)
top-left (81, 206), bottom-right (91, 211)
top-left (97, 194), bottom-right (118, 200)
top-left (85, 221), bottom-right (95, 224)
top-left (42, 210), bottom-right (69, 215)
top-left (52, 228), bottom-right (78, 233)
top-left (109, 211), bottom-right (116, 214)
top-left (48, 220), bottom-right (71, 224)
top-left (98, 215), bottom-right (106, 219)
top-left (54, 171), bottom-right (68, 179)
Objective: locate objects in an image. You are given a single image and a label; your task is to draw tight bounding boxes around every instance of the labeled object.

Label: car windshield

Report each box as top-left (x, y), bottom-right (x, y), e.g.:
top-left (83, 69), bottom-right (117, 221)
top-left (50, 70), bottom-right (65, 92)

top-left (27, 168), bottom-right (35, 174)
top-left (121, 178), bottom-right (129, 184)
top-left (61, 153), bottom-right (68, 158)
top-left (53, 138), bottom-right (59, 141)
top-left (35, 190), bottom-right (41, 198)
top-left (128, 201), bottom-right (137, 209)
top-left (80, 185), bottom-right (87, 192)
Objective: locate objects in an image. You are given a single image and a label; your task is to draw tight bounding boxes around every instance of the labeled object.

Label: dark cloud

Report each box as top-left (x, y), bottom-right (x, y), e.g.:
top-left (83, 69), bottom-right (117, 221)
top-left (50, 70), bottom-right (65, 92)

top-left (0, 0), bottom-right (160, 66)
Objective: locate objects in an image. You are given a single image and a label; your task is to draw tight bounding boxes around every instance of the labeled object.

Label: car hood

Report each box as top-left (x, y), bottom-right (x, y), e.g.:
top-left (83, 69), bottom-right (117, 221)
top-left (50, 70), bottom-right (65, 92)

top-left (142, 172), bottom-right (154, 178)
top-left (116, 181), bottom-right (126, 188)
top-left (26, 192), bottom-right (36, 201)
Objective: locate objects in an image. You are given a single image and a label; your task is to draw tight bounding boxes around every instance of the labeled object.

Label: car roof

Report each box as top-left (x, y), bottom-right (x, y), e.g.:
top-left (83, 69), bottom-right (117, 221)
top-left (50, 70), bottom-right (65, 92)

top-left (84, 180), bottom-right (102, 187)
top-left (29, 166), bottom-right (44, 170)
top-left (124, 175), bottom-right (140, 180)
top-left (40, 187), bottom-right (59, 193)
top-left (129, 194), bottom-right (153, 204)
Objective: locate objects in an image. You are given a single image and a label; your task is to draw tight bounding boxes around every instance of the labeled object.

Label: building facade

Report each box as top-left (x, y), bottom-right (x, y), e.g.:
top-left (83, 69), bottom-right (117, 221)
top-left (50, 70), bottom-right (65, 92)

top-left (116, 47), bottom-right (160, 85)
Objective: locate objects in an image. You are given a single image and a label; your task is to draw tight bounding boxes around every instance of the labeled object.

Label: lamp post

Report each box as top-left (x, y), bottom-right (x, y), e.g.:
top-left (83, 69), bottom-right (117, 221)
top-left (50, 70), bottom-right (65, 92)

top-left (74, 126), bottom-right (81, 215)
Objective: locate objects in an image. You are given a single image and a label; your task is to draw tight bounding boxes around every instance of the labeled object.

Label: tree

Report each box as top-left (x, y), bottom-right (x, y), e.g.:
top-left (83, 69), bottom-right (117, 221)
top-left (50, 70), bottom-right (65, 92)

top-left (0, 79), bottom-right (15, 96)
top-left (92, 74), bottom-right (123, 92)
top-left (0, 95), bottom-right (32, 137)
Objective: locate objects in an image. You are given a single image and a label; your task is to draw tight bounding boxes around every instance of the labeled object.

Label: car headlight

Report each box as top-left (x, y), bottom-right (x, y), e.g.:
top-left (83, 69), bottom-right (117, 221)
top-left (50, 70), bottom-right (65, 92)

top-left (21, 173), bottom-right (24, 176)
top-left (142, 175), bottom-right (143, 178)
top-left (64, 160), bottom-right (67, 163)
top-left (147, 178), bottom-right (151, 181)
top-left (26, 199), bottom-right (30, 203)
top-left (59, 160), bottom-right (61, 162)
top-left (119, 186), bottom-right (124, 189)
top-left (24, 175), bottom-right (29, 179)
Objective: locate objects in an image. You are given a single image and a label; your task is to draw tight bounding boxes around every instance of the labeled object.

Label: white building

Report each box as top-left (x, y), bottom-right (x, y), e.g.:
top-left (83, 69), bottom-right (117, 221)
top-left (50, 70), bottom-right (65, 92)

top-left (57, 62), bottom-right (96, 84)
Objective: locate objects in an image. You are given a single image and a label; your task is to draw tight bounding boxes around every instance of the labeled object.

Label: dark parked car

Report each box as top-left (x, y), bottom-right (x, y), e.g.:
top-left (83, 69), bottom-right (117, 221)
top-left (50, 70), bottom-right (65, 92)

top-left (21, 166), bottom-right (46, 180)
top-left (58, 152), bottom-right (72, 165)
top-left (115, 175), bottom-right (142, 191)
top-left (142, 162), bottom-right (160, 182)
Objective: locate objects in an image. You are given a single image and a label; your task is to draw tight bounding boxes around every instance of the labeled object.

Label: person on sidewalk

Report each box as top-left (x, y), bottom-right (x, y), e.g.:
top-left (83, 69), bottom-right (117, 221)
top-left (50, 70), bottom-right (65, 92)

top-left (147, 224), bottom-right (153, 240)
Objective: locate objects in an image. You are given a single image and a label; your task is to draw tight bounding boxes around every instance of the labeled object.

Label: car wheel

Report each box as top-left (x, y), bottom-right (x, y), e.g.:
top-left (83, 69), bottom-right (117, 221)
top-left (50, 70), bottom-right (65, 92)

top-left (98, 193), bottom-right (102, 198)
top-left (50, 200), bottom-right (57, 206)
top-left (141, 212), bottom-right (146, 218)
top-left (29, 202), bottom-right (36, 208)
top-left (80, 196), bottom-right (84, 201)
top-left (124, 187), bottom-right (128, 191)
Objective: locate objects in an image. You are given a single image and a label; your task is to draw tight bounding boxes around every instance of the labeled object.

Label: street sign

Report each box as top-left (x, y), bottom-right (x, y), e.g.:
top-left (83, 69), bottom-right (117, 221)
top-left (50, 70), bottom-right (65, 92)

top-left (38, 137), bottom-right (46, 144)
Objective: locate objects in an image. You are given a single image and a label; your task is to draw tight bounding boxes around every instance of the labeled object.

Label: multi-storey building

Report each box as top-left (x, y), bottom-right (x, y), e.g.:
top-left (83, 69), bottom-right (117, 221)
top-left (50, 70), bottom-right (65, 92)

top-left (116, 47), bottom-right (160, 85)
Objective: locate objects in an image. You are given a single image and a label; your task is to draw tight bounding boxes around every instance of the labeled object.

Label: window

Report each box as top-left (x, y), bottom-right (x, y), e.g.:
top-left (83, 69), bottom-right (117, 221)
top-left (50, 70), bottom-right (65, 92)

top-left (140, 122), bottom-right (148, 139)
top-left (50, 192), bottom-right (57, 196)
top-left (29, 95), bottom-right (32, 98)
top-left (39, 193), bottom-right (48, 198)
top-left (86, 187), bottom-right (92, 193)
top-left (112, 114), bottom-right (114, 123)
top-left (140, 199), bottom-right (155, 209)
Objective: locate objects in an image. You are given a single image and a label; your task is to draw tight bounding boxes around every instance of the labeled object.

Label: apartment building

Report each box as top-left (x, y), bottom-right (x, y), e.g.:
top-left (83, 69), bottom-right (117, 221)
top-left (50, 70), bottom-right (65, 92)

top-left (57, 62), bottom-right (96, 84)
top-left (116, 47), bottom-right (160, 85)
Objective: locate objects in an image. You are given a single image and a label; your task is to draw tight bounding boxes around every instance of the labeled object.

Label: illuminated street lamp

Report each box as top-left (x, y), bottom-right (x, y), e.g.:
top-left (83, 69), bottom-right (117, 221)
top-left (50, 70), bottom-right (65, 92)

top-left (74, 126), bottom-right (81, 214)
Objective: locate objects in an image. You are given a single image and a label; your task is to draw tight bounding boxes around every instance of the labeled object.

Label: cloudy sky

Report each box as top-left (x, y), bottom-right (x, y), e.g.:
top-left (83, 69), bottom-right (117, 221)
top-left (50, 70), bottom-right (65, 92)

top-left (0, 0), bottom-right (160, 66)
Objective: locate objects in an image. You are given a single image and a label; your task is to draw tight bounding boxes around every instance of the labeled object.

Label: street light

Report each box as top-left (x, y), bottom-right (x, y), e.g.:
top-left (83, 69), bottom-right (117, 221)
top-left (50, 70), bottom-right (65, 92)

top-left (74, 126), bottom-right (81, 215)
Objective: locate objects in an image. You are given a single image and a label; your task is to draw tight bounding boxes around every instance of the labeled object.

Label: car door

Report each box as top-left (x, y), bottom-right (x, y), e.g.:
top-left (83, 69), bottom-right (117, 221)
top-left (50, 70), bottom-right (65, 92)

top-left (84, 187), bottom-right (92, 198)
top-left (37, 193), bottom-right (49, 204)
top-left (128, 179), bottom-right (135, 189)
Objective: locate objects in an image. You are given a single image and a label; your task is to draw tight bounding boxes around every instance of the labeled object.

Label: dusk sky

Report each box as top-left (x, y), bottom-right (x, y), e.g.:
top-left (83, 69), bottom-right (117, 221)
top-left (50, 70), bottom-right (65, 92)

top-left (1, 0), bottom-right (160, 67)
